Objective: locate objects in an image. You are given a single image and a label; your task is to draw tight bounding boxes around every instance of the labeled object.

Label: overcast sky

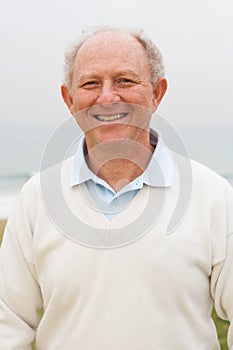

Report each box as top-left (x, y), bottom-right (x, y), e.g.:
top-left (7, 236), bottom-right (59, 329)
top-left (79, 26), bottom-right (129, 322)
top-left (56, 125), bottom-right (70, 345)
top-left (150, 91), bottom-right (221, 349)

top-left (1, 0), bottom-right (233, 128)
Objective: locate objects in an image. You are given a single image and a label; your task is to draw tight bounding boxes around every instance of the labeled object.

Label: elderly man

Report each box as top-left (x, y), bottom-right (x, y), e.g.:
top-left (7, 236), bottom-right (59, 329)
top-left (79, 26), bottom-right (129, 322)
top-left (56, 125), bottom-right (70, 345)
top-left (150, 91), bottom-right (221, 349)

top-left (0, 28), bottom-right (233, 350)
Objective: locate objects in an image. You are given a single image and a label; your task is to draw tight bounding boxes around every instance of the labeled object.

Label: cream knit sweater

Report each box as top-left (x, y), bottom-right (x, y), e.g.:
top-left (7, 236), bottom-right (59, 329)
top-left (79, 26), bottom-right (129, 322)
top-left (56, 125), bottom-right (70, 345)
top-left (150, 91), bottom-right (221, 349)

top-left (1, 156), bottom-right (233, 350)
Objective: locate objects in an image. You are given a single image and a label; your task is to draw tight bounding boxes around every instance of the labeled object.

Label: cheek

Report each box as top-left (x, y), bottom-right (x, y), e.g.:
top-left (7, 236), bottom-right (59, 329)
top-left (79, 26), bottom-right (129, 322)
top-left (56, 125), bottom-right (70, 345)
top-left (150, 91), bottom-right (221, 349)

top-left (72, 93), bottom-right (93, 112)
top-left (128, 84), bottom-right (154, 100)
top-left (127, 89), bottom-right (155, 109)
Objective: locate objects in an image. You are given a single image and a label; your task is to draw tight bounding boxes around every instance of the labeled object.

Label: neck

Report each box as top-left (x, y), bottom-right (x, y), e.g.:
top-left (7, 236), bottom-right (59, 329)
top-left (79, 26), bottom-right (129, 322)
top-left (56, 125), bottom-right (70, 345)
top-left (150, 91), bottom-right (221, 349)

top-left (85, 137), bottom-right (154, 192)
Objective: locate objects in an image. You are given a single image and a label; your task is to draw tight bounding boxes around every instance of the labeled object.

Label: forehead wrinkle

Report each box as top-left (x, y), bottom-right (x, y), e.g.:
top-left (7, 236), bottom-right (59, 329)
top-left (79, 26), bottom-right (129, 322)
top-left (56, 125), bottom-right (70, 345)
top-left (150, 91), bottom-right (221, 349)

top-left (79, 69), bottom-right (142, 80)
top-left (73, 53), bottom-right (150, 81)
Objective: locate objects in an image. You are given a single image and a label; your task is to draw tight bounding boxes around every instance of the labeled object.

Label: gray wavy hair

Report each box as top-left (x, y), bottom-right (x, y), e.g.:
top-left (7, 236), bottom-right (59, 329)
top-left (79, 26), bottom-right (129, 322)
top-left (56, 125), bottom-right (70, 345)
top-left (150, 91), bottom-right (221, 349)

top-left (63, 26), bottom-right (165, 91)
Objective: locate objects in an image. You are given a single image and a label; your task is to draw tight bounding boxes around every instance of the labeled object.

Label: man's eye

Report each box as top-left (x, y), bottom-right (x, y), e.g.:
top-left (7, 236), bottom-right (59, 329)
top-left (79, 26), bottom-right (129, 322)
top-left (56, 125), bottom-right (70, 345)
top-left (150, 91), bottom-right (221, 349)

top-left (116, 78), bottom-right (134, 86)
top-left (119, 78), bottom-right (131, 83)
top-left (82, 81), bottom-right (98, 87)
top-left (87, 81), bottom-right (97, 85)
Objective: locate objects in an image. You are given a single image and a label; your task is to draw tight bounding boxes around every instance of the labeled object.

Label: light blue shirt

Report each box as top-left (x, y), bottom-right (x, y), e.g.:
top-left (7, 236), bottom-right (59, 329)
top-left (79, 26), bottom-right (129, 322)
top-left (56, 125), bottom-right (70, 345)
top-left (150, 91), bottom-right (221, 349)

top-left (70, 129), bottom-right (174, 220)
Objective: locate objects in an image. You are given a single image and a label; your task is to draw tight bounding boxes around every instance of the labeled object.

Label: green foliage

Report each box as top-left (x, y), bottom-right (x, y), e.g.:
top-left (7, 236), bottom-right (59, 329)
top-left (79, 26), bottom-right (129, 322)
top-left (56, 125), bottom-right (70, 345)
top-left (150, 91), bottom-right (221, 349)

top-left (0, 220), bottom-right (6, 244)
top-left (212, 309), bottom-right (229, 349)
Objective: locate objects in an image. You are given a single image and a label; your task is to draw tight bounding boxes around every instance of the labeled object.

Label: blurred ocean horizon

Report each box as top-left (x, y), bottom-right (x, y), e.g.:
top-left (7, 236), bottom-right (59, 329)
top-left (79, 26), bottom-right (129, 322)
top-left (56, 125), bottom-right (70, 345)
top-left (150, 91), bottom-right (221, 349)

top-left (0, 125), bottom-right (233, 219)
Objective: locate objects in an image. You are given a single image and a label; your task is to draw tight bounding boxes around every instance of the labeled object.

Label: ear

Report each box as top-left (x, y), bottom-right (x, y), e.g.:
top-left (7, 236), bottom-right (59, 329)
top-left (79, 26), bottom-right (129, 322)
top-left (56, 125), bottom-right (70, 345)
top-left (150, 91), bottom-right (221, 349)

top-left (61, 85), bottom-right (74, 114)
top-left (152, 78), bottom-right (168, 111)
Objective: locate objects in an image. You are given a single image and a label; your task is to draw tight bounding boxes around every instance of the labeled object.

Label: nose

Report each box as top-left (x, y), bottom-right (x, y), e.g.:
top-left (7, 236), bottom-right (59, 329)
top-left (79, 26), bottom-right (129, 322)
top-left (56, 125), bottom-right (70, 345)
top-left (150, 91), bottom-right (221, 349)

top-left (96, 81), bottom-right (121, 104)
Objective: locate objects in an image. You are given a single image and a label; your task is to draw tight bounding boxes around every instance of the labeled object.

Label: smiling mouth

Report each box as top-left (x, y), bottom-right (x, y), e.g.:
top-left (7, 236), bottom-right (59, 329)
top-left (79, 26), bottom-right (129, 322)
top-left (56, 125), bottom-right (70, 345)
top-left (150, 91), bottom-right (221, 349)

top-left (92, 113), bottom-right (128, 122)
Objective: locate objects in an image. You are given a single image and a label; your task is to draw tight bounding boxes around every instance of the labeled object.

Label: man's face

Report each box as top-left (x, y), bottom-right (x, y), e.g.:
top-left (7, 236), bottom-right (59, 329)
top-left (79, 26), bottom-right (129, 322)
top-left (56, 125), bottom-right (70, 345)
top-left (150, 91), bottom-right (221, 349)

top-left (62, 31), bottom-right (167, 150)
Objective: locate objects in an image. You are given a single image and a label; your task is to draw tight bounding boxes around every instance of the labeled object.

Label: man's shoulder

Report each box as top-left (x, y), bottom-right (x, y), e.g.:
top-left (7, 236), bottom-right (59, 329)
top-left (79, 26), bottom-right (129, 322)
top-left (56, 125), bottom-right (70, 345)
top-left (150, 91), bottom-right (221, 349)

top-left (172, 151), bottom-right (227, 183)
top-left (190, 157), bottom-right (229, 188)
top-left (19, 156), bottom-right (74, 197)
top-left (7, 157), bottom-right (75, 227)
top-left (171, 151), bottom-right (232, 200)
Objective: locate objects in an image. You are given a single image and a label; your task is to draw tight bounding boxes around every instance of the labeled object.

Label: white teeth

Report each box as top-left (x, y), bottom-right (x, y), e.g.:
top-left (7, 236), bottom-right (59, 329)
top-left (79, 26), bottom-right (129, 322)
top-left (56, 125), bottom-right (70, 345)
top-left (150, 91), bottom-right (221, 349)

top-left (93, 113), bottom-right (127, 122)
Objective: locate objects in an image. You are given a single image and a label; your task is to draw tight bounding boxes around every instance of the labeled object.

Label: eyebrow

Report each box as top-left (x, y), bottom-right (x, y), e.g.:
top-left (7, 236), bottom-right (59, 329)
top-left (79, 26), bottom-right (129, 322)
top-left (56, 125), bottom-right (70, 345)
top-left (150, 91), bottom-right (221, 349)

top-left (78, 70), bottom-right (141, 81)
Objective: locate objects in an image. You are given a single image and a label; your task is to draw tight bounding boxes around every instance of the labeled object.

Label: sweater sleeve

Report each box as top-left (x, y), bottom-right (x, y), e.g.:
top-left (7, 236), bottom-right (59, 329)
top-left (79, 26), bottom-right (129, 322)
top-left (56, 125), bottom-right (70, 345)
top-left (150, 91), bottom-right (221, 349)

top-left (210, 180), bottom-right (233, 349)
top-left (0, 177), bottom-right (43, 349)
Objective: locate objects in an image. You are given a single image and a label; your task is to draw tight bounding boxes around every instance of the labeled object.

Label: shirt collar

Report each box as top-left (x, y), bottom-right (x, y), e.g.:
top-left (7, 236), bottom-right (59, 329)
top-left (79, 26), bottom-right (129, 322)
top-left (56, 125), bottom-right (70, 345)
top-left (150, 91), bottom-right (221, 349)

top-left (70, 128), bottom-right (175, 188)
